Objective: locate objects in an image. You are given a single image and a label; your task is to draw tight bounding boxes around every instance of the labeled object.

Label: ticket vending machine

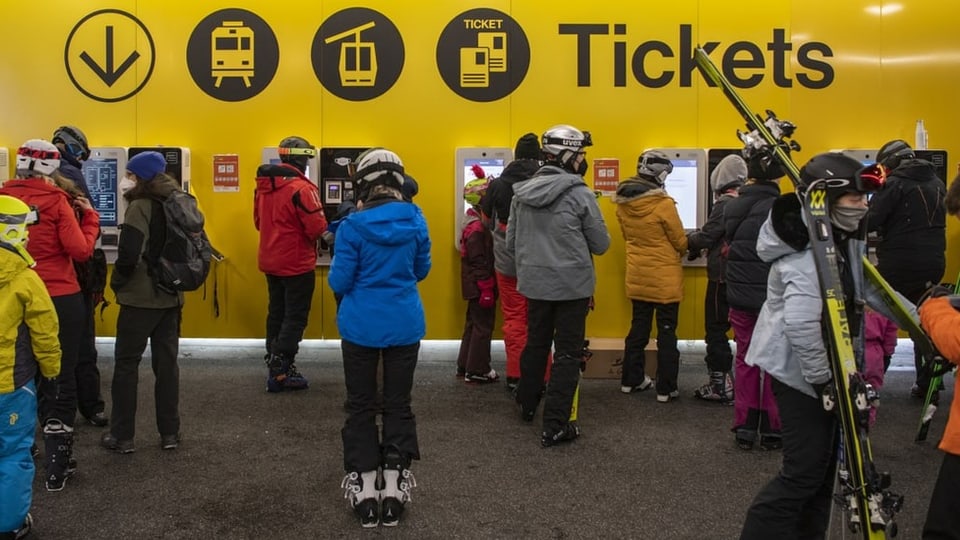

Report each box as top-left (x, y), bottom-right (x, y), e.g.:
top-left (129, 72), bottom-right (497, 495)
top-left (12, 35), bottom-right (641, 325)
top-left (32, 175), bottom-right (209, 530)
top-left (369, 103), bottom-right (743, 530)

top-left (128, 147), bottom-right (192, 193)
top-left (317, 147), bottom-right (369, 265)
top-left (82, 147), bottom-right (127, 251)
top-left (0, 147), bottom-right (8, 184)
top-left (454, 147), bottom-right (511, 249)
top-left (915, 150), bottom-right (949, 185)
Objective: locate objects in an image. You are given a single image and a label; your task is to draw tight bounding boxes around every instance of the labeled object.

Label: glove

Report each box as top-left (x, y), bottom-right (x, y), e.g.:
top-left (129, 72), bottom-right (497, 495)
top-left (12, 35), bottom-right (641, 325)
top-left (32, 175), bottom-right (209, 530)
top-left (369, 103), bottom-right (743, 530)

top-left (477, 277), bottom-right (496, 309)
top-left (812, 379), bottom-right (835, 412)
top-left (918, 283), bottom-right (954, 306)
top-left (686, 249), bottom-right (701, 262)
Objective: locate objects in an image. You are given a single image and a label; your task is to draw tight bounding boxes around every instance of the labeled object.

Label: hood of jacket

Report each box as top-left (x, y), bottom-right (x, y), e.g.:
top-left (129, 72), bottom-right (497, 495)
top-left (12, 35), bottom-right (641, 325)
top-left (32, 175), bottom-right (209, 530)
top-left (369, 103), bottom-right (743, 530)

top-left (613, 176), bottom-right (671, 218)
top-left (893, 158), bottom-right (939, 182)
top-left (0, 244), bottom-right (28, 286)
top-left (499, 159), bottom-right (542, 185)
top-left (757, 193), bottom-right (809, 263)
top-left (255, 163), bottom-right (309, 192)
top-left (1, 177), bottom-right (69, 202)
top-left (347, 200), bottom-right (424, 247)
top-left (612, 176), bottom-right (663, 202)
top-left (512, 166), bottom-right (584, 208)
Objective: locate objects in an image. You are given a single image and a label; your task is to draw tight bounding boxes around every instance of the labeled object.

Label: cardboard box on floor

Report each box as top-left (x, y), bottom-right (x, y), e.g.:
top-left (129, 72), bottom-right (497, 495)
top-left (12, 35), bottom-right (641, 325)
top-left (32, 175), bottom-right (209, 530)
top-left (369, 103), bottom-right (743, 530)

top-left (581, 338), bottom-right (657, 379)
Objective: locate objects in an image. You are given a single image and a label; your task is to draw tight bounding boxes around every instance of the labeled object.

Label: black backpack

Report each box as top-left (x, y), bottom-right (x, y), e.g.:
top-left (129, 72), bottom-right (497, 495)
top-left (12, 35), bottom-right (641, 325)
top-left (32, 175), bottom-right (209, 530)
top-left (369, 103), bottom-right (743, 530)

top-left (148, 191), bottom-right (212, 294)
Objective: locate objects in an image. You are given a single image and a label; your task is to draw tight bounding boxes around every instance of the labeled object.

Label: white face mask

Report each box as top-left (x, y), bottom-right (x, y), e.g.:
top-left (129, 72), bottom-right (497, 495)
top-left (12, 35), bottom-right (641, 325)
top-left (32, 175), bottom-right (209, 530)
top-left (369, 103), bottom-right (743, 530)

top-left (119, 177), bottom-right (137, 195)
top-left (830, 205), bottom-right (868, 233)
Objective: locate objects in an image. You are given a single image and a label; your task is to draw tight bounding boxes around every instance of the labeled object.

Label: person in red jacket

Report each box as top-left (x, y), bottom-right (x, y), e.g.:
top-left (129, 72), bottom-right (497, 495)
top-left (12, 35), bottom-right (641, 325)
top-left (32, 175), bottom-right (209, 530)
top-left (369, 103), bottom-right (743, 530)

top-left (254, 136), bottom-right (327, 392)
top-left (0, 139), bottom-right (99, 492)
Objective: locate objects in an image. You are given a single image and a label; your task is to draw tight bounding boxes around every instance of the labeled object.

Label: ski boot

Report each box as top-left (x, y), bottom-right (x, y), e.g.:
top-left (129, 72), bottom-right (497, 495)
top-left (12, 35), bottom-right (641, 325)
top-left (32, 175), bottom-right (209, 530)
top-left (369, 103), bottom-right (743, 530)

top-left (541, 421), bottom-right (581, 448)
top-left (757, 410), bottom-right (782, 450)
top-left (513, 384), bottom-right (543, 422)
top-left (693, 371), bottom-right (734, 404)
top-left (734, 408), bottom-right (760, 450)
top-left (341, 470), bottom-right (380, 528)
top-left (380, 450), bottom-right (416, 527)
top-left (265, 353), bottom-right (309, 392)
top-left (43, 419), bottom-right (75, 491)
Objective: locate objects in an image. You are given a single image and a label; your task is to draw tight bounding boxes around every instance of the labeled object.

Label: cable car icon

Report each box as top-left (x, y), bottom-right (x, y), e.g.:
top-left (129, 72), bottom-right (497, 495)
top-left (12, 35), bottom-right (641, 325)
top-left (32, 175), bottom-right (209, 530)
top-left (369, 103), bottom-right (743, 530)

top-left (211, 21), bottom-right (254, 88)
top-left (324, 21), bottom-right (377, 87)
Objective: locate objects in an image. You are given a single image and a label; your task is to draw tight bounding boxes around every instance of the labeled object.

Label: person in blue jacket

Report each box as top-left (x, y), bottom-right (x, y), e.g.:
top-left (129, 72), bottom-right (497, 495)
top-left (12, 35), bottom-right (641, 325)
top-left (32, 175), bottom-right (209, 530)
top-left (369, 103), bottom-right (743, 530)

top-left (329, 148), bottom-right (431, 529)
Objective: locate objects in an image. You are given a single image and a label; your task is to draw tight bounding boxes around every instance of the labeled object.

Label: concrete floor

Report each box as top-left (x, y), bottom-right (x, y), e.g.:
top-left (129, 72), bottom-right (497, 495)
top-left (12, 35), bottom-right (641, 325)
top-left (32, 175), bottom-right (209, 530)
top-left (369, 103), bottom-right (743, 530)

top-left (28, 339), bottom-right (952, 539)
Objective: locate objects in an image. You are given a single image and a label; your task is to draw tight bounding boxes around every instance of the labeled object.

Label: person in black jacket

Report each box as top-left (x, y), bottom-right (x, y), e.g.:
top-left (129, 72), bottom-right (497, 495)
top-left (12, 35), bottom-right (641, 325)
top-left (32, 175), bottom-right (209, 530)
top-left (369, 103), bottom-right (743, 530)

top-left (723, 151), bottom-right (784, 450)
top-left (52, 125), bottom-right (109, 429)
top-left (478, 133), bottom-right (542, 390)
top-left (866, 139), bottom-right (946, 396)
top-left (687, 154), bottom-right (746, 404)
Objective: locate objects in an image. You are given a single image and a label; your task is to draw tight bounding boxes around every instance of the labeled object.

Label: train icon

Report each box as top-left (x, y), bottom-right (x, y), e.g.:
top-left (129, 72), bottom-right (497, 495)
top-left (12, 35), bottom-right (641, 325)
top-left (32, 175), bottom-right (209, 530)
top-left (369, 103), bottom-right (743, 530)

top-left (211, 21), bottom-right (254, 88)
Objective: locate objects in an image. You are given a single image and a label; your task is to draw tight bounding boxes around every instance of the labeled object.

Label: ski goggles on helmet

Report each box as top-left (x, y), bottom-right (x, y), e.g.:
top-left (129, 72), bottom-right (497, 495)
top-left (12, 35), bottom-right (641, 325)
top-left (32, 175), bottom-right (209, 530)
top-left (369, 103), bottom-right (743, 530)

top-left (277, 147), bottom-right (317, 158)
top-left (854, 162), bottom-right (887, 193)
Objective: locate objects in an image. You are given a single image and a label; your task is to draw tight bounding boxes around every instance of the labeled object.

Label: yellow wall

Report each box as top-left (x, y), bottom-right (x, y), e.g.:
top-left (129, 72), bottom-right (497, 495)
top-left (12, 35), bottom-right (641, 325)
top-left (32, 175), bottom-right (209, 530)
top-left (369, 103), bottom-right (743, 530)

top-left (1, 1), bottom-right (958, 339)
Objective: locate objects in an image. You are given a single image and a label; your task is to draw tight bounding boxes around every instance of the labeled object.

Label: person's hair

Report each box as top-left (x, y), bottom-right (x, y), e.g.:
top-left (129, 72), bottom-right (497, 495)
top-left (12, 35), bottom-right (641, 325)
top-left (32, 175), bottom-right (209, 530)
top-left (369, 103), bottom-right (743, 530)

top-left (367, 184), bottom-right (402, 201)
top-left (946, 173), bottom-right (960, 217)
top-left (124, 172), bottom-right (179, 201)
top-left (51, 171), bottom-right (84, 199)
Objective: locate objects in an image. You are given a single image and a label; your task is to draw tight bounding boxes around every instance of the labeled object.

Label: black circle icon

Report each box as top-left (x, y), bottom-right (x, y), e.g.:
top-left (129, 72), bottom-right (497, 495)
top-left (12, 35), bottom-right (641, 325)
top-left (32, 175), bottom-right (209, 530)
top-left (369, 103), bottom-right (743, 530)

top-left (312, 8), bottom-right (405, 102)
top-left (186, 9), bottom-right (279, 102)
top-left (436, 9), bottom-right (530, 102)
top-left (64, 9), bottom-right (156, 103)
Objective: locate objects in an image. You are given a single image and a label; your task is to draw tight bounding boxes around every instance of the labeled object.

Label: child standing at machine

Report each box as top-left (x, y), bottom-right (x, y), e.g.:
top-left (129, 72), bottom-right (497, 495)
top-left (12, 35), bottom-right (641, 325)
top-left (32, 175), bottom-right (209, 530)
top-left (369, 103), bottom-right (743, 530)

top-left (457, 170), bottom-right (498, 383)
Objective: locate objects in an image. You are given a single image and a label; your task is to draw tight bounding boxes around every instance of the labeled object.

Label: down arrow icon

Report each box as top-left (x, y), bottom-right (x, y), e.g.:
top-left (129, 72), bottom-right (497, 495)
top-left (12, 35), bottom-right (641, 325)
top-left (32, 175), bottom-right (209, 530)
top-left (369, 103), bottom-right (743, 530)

top-left (79, 26), bottom-right (140, 86)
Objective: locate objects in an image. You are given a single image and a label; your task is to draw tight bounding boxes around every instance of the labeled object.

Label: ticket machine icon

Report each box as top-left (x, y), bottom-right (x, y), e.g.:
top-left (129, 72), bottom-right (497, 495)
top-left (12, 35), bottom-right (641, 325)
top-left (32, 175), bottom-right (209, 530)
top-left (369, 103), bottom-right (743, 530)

top-left (324, 22), bottom-right (377, 87)
top-left (212, 21), bottom-right (254, 88)
top-left (459, 32), bottom-right (507, 89)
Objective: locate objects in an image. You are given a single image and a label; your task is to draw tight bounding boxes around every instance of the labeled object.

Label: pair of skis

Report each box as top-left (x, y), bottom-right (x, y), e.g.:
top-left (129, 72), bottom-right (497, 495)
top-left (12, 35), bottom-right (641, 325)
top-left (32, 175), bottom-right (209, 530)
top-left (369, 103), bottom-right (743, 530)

top-left (693, 48), bottom-right (903, 538)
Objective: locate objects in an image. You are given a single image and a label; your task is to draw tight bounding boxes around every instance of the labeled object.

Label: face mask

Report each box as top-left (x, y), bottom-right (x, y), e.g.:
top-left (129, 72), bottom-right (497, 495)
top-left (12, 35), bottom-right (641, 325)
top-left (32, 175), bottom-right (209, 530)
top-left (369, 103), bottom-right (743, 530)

top-left (830, 205), bottom-right (868, 233)
top-left (119, 177), bottom-right (137, 195)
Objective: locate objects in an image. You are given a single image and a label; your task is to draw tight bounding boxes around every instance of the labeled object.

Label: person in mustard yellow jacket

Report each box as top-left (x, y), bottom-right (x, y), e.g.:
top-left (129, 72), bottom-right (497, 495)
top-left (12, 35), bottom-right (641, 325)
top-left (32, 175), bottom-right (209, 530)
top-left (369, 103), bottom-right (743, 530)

top-left (614, 150), bottom-right (688, 402)
top-left (0, 195), bottom-right (61, 539)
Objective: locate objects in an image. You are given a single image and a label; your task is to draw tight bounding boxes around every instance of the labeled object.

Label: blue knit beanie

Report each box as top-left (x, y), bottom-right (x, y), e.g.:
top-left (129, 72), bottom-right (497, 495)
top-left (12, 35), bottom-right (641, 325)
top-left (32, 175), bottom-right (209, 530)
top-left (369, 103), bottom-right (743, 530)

top-left (126, 151), bottom-right (166, 181)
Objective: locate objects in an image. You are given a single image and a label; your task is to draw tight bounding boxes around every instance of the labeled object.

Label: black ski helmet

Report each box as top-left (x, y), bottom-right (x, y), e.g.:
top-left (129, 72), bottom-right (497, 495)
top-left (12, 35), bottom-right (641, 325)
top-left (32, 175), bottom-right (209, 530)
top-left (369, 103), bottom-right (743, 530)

top-left (876, 139), bottom-right (915, 171)
top-left (52, 125), bottom-right (90, 161)
top-left (743, 149), bottom-right (787, 182)
top-left (799, 152), bottom-right (877, 203)
top-left (278, 136), bottom-right (315, 173)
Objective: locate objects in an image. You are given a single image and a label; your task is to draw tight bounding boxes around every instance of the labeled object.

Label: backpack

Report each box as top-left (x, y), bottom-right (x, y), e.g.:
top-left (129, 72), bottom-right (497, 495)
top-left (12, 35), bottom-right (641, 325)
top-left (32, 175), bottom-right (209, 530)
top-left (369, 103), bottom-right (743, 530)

top-left (74, 248), bottom-right (108, 297)
top-left (148, 191), bottom-right (212, 294)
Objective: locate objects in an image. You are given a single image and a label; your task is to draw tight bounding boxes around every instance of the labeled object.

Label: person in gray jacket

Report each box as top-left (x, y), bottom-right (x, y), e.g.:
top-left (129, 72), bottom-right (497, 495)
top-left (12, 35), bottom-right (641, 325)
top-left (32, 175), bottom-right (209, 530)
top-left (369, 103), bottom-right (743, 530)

top-left (506, 124), bottom-right (610, 448)
top-left (739, 153), bottom-right (913, 539)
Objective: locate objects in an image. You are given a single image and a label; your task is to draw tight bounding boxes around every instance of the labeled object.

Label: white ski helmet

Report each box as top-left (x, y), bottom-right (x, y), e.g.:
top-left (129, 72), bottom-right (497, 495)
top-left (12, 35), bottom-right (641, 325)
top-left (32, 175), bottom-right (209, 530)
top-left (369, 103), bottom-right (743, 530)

top-left (541, 124), bottom-right (592, 174)
top-left (352, 148), bottom-right (405, 190)
top-left (637, 150), bottom-right (674, 185)
top-left (16, 139), bottom-right (61, 177)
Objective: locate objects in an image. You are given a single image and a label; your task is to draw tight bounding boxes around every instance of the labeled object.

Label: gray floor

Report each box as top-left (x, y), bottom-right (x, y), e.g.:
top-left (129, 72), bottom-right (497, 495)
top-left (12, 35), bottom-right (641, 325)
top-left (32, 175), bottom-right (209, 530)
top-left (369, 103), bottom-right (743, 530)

top-left (30, 339), bottom-right (951, 539)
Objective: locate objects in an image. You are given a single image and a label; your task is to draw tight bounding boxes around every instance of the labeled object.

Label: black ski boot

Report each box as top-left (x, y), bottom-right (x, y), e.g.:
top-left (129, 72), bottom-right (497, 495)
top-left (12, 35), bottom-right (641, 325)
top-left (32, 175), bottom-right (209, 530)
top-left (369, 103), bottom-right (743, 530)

top-left (541, 421), bottom-right (581, 448)
top-left (43, 419), bottom-right (75, 491)
top-left (380, 450), bottom-right (416, 527)
top-left (265, 353), bottom-right (309, 392)
top-left (758, 410), bottom-right (782, 451)
top-left (733, 408), bottom-right (760, 450)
